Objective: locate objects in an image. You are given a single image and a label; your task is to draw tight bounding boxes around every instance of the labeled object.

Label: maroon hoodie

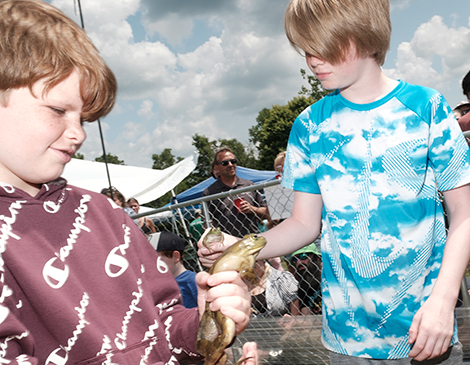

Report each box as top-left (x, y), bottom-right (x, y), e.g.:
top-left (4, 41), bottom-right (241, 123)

top-left (0, 179), bottom-right (202, 364)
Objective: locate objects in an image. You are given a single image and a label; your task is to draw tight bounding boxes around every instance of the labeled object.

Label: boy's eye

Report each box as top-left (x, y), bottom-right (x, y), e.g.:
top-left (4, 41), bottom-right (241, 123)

top-left (49, 106), bottom-right (65, 115)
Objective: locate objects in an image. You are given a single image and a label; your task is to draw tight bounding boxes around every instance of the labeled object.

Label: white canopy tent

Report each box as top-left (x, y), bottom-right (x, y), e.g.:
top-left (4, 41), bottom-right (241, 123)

top-left (62, 151), bottom-right (199, 205)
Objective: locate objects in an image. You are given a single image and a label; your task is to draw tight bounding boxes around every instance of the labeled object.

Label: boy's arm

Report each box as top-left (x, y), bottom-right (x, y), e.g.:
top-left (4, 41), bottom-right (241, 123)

top-left (258, 191), bottom-right (322, 260)
top-left (408, 183), bottom-right (470, 361)
top-left (198, 191), bottom-right (323, 266)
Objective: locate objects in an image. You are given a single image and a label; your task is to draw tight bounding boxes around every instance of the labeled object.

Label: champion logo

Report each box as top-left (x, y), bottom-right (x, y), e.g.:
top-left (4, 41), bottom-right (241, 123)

top-left (156, 256), bottom-right (169, 274)
top-left (45, 347), bottom-right (68, 365)
top-left (43, 257), bottom-right (70, 289)
top-left (43, 201), bottom-right (61, 214)
top-left (105, 224), bottom-right (131, 278)
top-left (46, 293), bottom-right (89, 364)
top-left (105, 246), bottom-right (130, 278)
top-left (42, 195), bottom-right (91, 289)
top-left (114, 278), bottom-right (143, 350)
top-left (0, 183), bottom-right (14, 194)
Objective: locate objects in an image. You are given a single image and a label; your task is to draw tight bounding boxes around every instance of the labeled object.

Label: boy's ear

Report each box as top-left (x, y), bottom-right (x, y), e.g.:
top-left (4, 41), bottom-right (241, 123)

top-left (172, 251), bottom-right (181, 262)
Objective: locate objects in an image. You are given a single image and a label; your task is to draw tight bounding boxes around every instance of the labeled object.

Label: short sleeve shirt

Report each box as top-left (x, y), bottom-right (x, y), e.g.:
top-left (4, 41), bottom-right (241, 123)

top-left (282, 81), bottom-right (470, 359)
top-left (203, 177), bottom-right (267, 236)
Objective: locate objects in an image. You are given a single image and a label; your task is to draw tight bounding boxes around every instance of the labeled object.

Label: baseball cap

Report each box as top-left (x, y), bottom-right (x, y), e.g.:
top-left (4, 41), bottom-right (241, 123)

top-left (292, 239), bottom-right (321, 256)
top-left (148, 231), bottom-right (185, 252)
top-left (454, 101), bottom-right (470, 110)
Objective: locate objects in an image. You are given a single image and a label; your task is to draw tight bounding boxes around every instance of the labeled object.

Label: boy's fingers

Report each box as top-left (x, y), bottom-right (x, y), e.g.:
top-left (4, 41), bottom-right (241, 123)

top-left (408, 310), bottom-right (453, 361)
top-left (195, 271), bottom-right (210, 288)
top-left (241, 342), bottom-right (258, 365)
top-left (206, 270), bottom-right (241, 287)
top-left (219, 305), bottom-right (250, 334)
top-left (197, 251), bottom-right (222, 268)
top-left (408, 314), bottom-right (420, 346)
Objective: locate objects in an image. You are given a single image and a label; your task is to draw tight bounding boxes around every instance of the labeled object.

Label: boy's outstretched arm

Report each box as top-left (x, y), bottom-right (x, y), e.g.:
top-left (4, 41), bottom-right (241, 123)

top-left (408, 183), bottom-right (470, 361)
top-left (198, 191), bottom-right (323, 267)
top-left (196, 270), bottom-right (252, 335)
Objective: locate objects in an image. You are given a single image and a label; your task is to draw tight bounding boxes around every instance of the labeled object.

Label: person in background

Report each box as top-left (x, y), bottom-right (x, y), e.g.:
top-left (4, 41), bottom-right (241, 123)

top-left (462, 70), bottom-right (470, 100)
top-left (249, 260), bottom-right (299, 317)
top-left (127, 197), bottom-right (157, 236)
top-left (100, 186), bottom-right (134, 216)
top-left (453, 101), bottom-right (470, 147)
top-left (288, 240), bottom-right (322, 315)
top-left (274, 151), bottom-right (287, 179)
top-left (457, 71), bottom-right (470, 132)
top-left (203, 147), bottom-right (268, 236)
top-left (453, 101), bottom-right (470, 120)
top-left (151, 232), bottom-right (199, 309)
top-left (189, 208), bottom-right (205, 242)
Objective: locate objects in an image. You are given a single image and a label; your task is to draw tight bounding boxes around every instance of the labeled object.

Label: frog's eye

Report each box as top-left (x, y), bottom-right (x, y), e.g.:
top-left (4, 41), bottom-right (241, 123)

top-left (253, 235), bottom-right (258, 238)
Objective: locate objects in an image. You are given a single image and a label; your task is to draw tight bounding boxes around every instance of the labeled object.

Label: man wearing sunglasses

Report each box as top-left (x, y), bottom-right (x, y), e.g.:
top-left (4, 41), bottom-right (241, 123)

top-left (203, 147), bottom-right (268, 236)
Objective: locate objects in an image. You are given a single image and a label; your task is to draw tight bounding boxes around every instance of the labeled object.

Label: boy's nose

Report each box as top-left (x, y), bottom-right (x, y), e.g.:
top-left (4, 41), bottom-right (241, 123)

top-left (305, 53), bottom-right (324, 68)
top-left (66, 119), bottom-right (86, 144)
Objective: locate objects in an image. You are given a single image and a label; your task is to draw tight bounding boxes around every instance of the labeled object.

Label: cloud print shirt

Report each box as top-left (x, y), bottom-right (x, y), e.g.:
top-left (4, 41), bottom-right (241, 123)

top-left (282, 81), bottom-right (470, 359)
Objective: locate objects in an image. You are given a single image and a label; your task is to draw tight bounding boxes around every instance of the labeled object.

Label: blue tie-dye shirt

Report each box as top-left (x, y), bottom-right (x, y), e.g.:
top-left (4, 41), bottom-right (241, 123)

top-left (282, 80), bottom-right (470, 359)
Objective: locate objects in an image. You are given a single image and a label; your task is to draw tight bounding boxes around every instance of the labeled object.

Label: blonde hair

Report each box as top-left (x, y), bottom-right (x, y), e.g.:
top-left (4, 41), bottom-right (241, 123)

top-left (0, 0), bottom-right (117, 122)
top-left (274, 151), bottom-right (286, 171)
top-left (284, 0), bottom-right (391, 66)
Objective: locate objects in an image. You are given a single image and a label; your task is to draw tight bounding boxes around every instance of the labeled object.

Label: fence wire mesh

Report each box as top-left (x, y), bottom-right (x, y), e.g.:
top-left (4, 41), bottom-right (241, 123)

top-left (133, 179), bottom-right (470, 364)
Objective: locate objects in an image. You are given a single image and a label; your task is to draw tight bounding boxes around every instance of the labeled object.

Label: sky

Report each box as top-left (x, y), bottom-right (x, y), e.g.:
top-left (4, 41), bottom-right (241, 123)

top-left (48, 0), bottom-right (470, 168)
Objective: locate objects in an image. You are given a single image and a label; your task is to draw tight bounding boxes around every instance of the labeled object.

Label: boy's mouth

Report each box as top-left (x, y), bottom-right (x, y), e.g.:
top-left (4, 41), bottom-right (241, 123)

top-left (61, 149), bottom-right (74, 157)
top-left (52, 147), bottom-right (75, 162)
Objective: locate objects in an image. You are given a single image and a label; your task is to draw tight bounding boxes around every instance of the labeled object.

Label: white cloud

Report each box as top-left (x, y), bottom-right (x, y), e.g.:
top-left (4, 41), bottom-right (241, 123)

top-left (384, 15), bottom-right (470, 102)
top-left (137, 100), bottom-right (155, 119)
top-left (143, 12), bottom-right (194, 45)
top-left (50, 0), bottom-right (470, 168)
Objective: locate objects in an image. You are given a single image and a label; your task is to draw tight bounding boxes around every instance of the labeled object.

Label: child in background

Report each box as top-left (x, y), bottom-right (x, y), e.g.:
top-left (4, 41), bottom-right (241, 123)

top-left (0, 0), bottom-right (252, 363)
top-left (151, 231), bottom-right (199, 309)
top-left (199, 0), bottom-right (470, 363)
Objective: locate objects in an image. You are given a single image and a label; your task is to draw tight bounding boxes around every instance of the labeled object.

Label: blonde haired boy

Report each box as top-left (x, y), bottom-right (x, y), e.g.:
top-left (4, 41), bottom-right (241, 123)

top-left (0, 0), bottom-right (254, 363)
top-left (199, 0), bottom-right (470, 363)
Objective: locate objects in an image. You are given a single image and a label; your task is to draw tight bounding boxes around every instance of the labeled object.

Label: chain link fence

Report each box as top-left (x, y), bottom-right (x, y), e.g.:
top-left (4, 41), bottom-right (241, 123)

top-left (132, 178), bottom-right (470, 364)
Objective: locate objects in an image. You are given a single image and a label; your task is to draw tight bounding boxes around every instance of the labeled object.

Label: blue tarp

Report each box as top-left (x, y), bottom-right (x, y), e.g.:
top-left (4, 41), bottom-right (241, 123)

top-left (174, 166), bottom-right (277, 203)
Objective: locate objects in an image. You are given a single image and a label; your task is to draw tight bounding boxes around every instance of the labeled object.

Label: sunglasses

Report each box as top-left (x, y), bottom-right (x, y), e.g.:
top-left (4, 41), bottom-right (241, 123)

top-left (292, 253), bottom-right (309, 264)
top-left (219, 159), bottom-right (237, 166)
top-left (462, 109), bottom-right (470, 117)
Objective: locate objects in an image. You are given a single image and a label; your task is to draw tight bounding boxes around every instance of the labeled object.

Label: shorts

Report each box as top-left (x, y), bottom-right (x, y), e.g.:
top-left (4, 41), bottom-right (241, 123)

top-left (329, 342), bottom-right (462, 365)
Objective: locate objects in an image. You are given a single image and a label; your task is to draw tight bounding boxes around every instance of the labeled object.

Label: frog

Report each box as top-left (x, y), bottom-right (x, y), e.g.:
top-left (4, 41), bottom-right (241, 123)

top-left (196, 234), bottom-right (267, 365)
top-left (202, 227), bottom-right (224, 252)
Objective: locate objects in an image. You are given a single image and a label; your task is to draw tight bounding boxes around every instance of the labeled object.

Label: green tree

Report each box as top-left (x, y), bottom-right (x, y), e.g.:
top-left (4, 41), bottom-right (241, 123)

top-left (95, 153), bottom-right (125, 165)
top-left (298, 68), bottom-right (331, 100)
top-left (190, 134), bottom-right (258, 182)
top-left (152, 148), bottom-right (183, 170)
top-left (191, 134), bottom-right (217, 183)
top-left (72, 152), bottom-right (84, 159)
top-left (249, 69), bottom-right (330, 170)
top-left (217, 138), bottom-right (257, 169)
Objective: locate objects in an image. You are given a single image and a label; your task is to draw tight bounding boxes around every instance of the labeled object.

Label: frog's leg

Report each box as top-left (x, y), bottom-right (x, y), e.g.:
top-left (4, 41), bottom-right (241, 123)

top-left (203, 312), bottom-right (236, 365)
top-left (196, 304), bottom-right (219, 357)
top-left (240, 265), bottom-right (257, 284)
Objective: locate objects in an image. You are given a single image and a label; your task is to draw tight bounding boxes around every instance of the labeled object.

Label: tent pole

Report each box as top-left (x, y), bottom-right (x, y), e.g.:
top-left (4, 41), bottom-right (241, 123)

top-left (172, 190), bottom-right (204, 272)
top-left (76, 0), bottom-right (112, 190)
